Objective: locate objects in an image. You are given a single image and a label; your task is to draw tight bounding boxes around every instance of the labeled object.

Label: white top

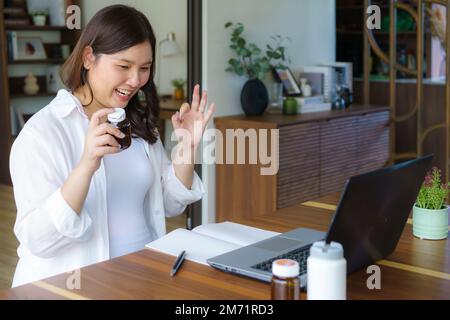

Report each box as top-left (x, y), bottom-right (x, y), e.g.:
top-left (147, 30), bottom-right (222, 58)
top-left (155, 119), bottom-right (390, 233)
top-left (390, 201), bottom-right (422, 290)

top-left (107, 108), bottom-right (126, 123)
top-left (104, 138), bottom-right (154, 259)
top-left (272, 259), bottom-right (300, 278)
top-left (9, 89), bottom-right (205, 287)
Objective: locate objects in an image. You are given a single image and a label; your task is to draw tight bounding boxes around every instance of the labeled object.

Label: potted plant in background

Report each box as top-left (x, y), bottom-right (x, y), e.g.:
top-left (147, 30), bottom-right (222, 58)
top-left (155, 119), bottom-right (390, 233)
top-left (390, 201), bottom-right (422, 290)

top-left (171, 78), bottom-right (186, 100)
top-left (413, 167), bottom-right (449, 240)
top-left (225, 21), bottom-right (290, 116)
top-left (30, 9), bottom-right (49, 26)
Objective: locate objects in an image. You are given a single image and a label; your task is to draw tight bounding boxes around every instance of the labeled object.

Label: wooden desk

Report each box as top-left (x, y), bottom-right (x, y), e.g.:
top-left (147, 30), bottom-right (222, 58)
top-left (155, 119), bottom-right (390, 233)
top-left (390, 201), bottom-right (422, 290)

top-left (1, 193), bottom-right (449, 300)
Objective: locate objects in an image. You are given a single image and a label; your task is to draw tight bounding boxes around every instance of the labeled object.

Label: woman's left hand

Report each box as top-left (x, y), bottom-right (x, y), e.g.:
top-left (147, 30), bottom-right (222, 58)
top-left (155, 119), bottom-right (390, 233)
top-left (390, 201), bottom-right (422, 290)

top-left (171, 84), bottom-right (215, 149)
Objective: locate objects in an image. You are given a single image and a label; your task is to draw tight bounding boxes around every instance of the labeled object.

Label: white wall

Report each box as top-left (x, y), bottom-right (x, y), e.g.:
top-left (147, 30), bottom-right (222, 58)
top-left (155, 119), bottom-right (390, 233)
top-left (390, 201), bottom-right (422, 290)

top-left (81, 0), bottom-right (187, 96)
top-left (201, 0), bottom-right (336, 223)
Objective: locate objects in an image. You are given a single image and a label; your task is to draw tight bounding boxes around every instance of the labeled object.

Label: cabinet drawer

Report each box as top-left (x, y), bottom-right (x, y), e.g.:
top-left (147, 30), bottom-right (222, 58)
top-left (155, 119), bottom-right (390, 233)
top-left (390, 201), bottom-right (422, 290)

top-left (277, 122), bottom-right (320, 208)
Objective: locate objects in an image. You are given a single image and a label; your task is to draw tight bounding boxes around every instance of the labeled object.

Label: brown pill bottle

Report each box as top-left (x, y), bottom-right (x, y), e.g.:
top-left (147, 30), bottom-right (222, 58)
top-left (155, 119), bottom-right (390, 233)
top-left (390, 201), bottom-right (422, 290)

top-left (270, 259), bottom-right (300, 300)
top-left (107, 108), bottom-right (131, 150)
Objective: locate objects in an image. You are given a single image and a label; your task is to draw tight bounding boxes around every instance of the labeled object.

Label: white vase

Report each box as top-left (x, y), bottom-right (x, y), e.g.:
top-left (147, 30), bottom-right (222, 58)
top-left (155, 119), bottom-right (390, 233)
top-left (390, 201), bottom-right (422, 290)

top-left (413, 204), bottom-right (448, 240)
top-left (33, 15), bottom-right (46, 26)
top-left (24, 72), bottom-right (39, 95)
top-left (300, 78), bottom-right (312, 97)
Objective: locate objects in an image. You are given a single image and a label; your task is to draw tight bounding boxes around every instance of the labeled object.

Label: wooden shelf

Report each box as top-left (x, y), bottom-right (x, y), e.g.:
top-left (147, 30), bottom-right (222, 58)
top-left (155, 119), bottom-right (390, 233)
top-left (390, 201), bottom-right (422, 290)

top-left (336, 5), bottom-right (389, 10)
top-left (8, 59), bottom-right (64, 64)
top-left (5, 25), bottom-right (67, 31)
top-left (337, 30), bottom-right (419, 35)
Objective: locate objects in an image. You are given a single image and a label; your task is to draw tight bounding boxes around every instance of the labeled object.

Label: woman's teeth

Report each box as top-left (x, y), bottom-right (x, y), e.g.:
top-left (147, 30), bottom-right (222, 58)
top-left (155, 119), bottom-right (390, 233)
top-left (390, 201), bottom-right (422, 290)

top-left (115, 89), bottom-right (132, 97)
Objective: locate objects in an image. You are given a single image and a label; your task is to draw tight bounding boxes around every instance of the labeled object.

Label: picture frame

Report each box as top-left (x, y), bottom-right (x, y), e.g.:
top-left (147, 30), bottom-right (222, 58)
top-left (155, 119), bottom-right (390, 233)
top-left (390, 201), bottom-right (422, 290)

top-left (17, 36), bottom-right (47, 60)
top-left (272, 67), bottom-right (302, 97)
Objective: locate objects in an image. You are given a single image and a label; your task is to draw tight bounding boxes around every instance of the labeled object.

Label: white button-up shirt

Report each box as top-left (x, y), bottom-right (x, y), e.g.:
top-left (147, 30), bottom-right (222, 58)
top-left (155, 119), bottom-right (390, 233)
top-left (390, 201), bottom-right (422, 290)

top-left (9, 89), bottom-right (204, 287)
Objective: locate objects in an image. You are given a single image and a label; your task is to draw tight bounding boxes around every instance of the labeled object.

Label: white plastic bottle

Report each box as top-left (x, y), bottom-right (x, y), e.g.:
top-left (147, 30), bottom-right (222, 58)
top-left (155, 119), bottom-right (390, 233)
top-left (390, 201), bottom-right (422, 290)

top-left (307, 241), bottom-right (347, 300)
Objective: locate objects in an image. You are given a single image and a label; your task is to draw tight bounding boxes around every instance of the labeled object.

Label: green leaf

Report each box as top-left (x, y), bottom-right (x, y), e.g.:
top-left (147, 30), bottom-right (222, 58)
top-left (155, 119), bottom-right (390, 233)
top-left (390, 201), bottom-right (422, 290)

top-left (235, 65), bottom-right (244, 76)
top-left (232, 25), bottom-right (243, 37)
top-left (237, 37), bottom-right (246, 48)
top-left (225, 22), bottom-right (232, 28)
top-left (228, 58), bottom-right (238, 66)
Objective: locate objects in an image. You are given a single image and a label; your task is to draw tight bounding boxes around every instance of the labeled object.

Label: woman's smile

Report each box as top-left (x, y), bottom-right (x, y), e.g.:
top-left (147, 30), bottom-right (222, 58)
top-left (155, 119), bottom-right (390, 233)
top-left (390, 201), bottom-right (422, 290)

top-left (114, 88), bottom-right (134, 102)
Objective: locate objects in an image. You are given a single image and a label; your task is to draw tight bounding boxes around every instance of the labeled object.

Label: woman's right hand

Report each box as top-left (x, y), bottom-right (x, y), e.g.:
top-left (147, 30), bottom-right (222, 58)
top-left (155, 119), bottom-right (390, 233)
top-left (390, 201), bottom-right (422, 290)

top-left (78, 108), bottom-right (124, 175)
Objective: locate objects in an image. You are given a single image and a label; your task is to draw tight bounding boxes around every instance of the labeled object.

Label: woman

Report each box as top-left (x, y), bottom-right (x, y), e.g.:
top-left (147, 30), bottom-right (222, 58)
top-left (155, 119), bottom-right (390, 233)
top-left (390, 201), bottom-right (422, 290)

top-left (9, 5), bottom-right (214, 287)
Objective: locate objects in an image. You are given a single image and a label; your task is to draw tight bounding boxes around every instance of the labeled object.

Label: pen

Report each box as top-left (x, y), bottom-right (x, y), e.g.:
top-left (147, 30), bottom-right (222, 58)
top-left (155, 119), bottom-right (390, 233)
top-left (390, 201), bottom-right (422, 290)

top-left (170, 250), bottom-right (186, 277)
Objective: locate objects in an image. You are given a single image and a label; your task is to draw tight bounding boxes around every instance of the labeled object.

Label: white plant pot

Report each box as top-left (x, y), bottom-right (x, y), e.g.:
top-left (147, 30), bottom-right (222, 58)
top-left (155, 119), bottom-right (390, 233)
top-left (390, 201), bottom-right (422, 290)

top-left (33, 16), bottom-right (46, 26)
top-left (413, 205), bottom-right (449, 240)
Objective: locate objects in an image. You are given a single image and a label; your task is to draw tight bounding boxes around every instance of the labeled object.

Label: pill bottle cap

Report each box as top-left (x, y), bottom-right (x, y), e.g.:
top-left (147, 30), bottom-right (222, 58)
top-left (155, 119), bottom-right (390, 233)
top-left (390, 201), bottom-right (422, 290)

top-left (272, 259), bottom-right (299, 278)
top-left (107, 108), bottom-right (126, 123)
top-left (309, 241), bottom-right (344, 260)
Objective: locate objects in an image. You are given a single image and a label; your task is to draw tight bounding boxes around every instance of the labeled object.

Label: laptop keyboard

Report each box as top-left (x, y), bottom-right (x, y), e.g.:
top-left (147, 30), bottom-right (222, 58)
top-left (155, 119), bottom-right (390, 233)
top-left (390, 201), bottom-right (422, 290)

top-left (251, 244), bottom-right (312, 275)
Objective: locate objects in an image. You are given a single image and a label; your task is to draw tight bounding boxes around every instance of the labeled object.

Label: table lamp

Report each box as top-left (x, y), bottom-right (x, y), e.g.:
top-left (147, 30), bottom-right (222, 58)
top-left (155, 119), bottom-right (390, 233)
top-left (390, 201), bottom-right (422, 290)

top-left (157, 32), bottom-right (181, 96)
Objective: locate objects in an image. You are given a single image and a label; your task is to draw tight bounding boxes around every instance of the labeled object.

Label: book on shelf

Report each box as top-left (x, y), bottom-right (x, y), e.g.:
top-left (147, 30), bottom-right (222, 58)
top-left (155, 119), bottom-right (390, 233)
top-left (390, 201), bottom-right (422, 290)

top-left (6, 31), bottom-right (19, 60)
top-left (145, 221), bottom-right (279, 265)
top-left (299, 102), bottom-right (332, 114)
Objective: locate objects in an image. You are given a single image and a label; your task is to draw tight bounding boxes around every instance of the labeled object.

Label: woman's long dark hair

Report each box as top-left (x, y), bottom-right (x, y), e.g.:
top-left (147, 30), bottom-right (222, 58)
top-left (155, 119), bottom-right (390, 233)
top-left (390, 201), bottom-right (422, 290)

top-left (60, 5), bottom-right (160, 144)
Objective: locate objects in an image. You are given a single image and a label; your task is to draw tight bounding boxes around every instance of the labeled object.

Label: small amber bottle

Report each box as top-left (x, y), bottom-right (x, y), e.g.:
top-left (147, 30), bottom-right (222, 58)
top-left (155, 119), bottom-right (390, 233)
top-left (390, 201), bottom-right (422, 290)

top-left (270, 259), bottom-right (300, 300)
top-left (107, 108), bottom-right (131, 150)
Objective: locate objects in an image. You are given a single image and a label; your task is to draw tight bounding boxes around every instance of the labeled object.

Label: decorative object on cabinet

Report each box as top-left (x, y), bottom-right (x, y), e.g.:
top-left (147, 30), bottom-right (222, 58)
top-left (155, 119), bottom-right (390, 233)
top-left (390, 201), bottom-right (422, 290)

top-left (267, 82), bottom-right (283, 114)
top-left (224, 21), bottom-right (291, 116)
top-left (299, 78), bottom-right (312, 97)
top-left (30, 9), bottom-right (49, 26)
top-left (240, 79), bottom-right (269, 116)
top-left (46, 65), bottom-right (64, 93)
top-left (282, 97), bottom-right (298, 115)
top-left (272, 67), bottom-right (302, 97)
top-left (171, 78), bottom-right (186, 100)
top-left (17, 36), bottom-right (47, 60)
top-left (23, 72), bottom-right (39, 95)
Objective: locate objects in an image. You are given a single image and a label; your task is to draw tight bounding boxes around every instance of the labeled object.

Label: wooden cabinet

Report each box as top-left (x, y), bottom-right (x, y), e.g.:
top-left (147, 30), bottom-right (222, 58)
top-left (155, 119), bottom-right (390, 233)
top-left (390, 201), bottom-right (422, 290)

top-left (215, 105), bottom-right (390, 222)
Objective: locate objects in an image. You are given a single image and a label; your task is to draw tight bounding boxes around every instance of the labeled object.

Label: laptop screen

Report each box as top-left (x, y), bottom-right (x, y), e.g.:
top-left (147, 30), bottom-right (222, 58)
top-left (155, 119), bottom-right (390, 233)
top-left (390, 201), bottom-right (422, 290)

top-left (325, 155), bottom-right (433, 274)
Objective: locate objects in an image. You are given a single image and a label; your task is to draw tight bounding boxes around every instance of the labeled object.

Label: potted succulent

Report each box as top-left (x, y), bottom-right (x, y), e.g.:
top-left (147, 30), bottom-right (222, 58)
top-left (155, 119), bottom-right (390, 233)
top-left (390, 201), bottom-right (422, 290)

top-left (225, 21), bottom-right (290, 116)
top-left (413, 167), bottom-right (449, 240)
top-left (30, 9), bottom-right (49, 26)
top-left (171, 78), bottom-right (186, 100)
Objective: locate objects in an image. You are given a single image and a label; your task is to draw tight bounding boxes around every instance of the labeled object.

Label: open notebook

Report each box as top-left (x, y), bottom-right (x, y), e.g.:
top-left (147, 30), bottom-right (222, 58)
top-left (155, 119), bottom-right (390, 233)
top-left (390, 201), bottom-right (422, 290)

top-left (145, 221), bottom-right (280, 265)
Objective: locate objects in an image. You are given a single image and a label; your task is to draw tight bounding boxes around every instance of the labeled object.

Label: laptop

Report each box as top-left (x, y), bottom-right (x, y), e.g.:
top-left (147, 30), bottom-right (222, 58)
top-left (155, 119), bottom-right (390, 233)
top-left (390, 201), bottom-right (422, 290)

top-left (207, 155), bottom-right (433, 287)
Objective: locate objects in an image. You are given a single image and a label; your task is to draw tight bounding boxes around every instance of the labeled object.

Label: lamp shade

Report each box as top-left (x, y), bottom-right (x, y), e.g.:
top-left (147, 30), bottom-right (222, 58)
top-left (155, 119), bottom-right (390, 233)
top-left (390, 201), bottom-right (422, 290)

top-left (160, 32), bottom-right (181, 57)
